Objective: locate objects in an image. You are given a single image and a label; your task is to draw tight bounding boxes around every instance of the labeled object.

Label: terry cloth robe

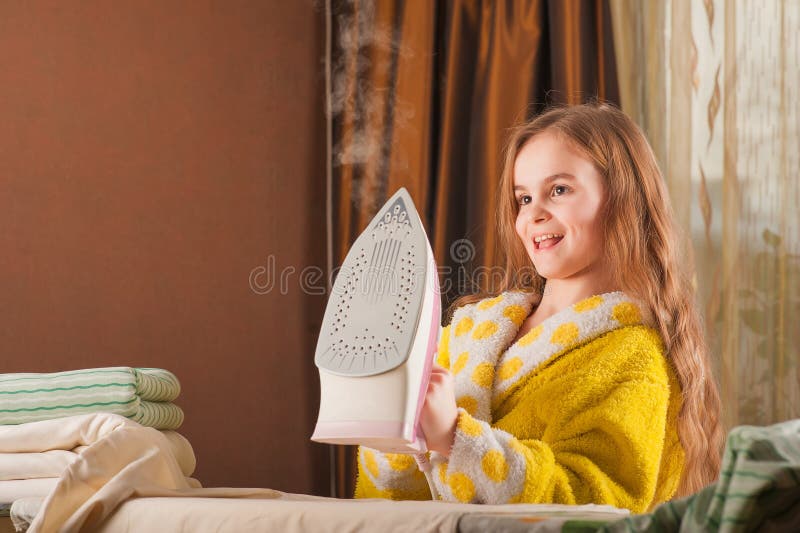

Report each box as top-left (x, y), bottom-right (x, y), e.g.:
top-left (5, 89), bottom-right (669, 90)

top-left (354, 291), bottom-right (685, 513)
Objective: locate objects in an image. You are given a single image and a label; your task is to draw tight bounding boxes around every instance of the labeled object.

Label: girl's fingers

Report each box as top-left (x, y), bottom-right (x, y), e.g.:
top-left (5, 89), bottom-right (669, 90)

top-left (428, 373), bottom-right (447, 387)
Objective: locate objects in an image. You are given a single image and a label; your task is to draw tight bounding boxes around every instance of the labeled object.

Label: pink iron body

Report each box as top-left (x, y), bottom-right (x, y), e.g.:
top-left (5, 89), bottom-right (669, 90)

top-left (311, 188), bottom-right (441, 453)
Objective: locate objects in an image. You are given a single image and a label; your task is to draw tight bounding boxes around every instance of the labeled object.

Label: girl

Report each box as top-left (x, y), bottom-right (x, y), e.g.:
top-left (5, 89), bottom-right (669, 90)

top-left (354, 103), bottom-right (723, 513)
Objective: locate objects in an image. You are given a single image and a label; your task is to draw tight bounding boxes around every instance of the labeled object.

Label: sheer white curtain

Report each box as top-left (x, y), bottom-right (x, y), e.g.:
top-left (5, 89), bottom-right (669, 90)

top-left (610, 0), bottom-right (800, 430)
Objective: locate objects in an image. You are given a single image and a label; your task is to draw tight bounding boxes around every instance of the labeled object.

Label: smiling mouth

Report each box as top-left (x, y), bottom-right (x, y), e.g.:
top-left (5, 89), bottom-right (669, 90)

top-left (534, 235), bottom-right (564, 251)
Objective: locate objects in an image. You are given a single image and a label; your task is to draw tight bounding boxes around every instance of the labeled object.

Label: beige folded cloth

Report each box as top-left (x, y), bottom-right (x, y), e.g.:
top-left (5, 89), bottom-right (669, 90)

top-left (71, 429), bottom-right (195, 478)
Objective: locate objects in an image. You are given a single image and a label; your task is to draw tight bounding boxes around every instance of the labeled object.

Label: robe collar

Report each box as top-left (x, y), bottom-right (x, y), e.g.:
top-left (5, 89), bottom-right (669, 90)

top-left (446, 290), bottom-right (654, 422)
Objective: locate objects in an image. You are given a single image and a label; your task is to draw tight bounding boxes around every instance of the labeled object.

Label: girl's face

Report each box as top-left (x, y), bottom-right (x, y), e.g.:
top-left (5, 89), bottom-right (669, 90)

top-left (513, 131), bottom-right (607, 281)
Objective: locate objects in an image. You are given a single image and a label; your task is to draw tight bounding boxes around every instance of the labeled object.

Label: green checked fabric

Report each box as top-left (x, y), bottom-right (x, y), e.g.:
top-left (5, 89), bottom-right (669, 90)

top-left (602, 419), bottom-right (800, 533)
top-left (0, 367), bottom-right (183, 430)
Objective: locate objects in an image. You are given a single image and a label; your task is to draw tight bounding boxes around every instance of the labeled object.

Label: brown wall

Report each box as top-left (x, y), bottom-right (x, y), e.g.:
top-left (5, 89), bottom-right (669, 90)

top-left (0, 1), bottom-right (330, 494)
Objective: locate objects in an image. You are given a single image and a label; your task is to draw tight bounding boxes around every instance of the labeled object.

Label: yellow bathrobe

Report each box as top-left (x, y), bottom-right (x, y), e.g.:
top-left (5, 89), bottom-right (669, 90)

top-left (354, 290), bottom-right (684, 513)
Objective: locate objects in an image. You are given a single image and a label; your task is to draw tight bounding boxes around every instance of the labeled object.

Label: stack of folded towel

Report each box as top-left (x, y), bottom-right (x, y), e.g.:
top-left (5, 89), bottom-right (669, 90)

top-left (0, 367), bottom-right (184, 430)
top-left (0, 367), bottom-right (191, 504)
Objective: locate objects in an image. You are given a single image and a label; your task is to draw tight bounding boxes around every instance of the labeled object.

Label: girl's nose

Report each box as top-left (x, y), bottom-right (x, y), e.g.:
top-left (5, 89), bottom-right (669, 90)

top-left (530, 204), bottom-right (549, 224)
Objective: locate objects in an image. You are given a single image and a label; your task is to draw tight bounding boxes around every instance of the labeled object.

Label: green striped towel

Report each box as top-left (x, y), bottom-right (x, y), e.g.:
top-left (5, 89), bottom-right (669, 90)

top-left (602, 419), bottom-right (800, 532)
top-left (0, 367), bottom-right (184, 430)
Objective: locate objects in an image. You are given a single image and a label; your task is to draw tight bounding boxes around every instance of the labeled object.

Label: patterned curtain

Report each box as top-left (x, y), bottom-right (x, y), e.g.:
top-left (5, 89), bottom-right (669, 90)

top-left (610, 0), bottom-right (800, 430)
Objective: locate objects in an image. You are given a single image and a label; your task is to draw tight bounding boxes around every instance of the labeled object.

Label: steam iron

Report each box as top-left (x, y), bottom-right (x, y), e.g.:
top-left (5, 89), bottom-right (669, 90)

top-left (311, 187), bottom-right (441, 454)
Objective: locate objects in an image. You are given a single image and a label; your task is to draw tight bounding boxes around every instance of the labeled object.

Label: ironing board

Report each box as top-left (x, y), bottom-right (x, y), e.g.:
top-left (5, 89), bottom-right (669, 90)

top-left (89, 497), bottom-right (628, 533)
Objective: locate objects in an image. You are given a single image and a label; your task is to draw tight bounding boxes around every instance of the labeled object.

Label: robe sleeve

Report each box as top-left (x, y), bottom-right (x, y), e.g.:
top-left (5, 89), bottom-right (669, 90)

top-left (429, 341), bottom-right (674, 513)
top-left (353, 325), bottom-right (452, 499)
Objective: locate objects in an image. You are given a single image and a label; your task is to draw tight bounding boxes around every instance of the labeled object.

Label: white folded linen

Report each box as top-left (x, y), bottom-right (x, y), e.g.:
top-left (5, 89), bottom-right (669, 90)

top-left (0, 412), bottom-right (198, 527)
top-left (0, 479), bottom-right (57, 502)
top-left (0, 412), bottom-right (143, 455)
top-left (159, 430), bottom-right (196, 477)
top-left (20, 419), bottom-right (285, 532)
top-left (0, 451), bottom-right (74, 481)
top-left (0, 414), bottom-right (195, 480)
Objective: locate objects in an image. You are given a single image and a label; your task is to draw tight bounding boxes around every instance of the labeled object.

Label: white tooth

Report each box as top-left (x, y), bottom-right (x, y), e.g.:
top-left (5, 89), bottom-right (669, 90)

top-left (536, 233), bottom-right (564, 244)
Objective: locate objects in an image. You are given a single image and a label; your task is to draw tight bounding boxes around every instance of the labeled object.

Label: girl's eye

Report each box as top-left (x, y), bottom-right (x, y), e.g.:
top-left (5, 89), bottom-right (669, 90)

top-left (517, 195), bottom-right (531, 206)
top-left (552, 185), bottom-right (570, 196)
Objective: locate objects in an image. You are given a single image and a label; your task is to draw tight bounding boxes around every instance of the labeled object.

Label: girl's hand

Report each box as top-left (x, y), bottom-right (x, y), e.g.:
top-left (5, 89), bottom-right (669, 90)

top-left (419, 365), bottom-right (458, 457)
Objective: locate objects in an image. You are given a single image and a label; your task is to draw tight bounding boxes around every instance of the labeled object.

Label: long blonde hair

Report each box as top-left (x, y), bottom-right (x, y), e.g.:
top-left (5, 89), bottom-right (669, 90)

top-left (451, 102), bottom-right (722, 496)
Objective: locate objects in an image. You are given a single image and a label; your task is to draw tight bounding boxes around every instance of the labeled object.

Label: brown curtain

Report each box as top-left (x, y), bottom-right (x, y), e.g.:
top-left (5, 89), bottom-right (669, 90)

top-left (325, 0), bottom-right (619, 498)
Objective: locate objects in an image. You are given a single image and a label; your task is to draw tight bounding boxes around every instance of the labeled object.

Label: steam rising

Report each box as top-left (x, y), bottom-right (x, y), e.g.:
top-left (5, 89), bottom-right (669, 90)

top-left (326, 1), bottom-right (416, 211)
